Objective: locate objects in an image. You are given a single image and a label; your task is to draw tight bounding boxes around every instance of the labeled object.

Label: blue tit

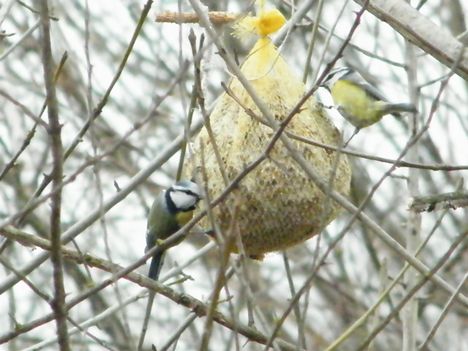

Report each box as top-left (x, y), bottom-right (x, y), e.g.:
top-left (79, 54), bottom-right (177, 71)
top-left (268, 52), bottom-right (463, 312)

top-left (321, 66), bottom-right (417, 129)
top-left (145, 180), bottom-right (202, 280)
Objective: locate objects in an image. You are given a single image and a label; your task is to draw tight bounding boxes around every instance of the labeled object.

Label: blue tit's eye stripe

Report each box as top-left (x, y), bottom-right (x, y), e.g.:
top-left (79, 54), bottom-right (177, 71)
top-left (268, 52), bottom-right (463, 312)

top-left (173, 187), bottom-right (201, 199)
top-left (173, 189), bottom-right (196, 197)
top-left (183, 189), bottom-right (200, 198)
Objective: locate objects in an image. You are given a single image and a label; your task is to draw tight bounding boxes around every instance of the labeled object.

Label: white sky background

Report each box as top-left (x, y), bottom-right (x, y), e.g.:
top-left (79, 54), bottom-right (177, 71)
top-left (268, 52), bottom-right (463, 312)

top-left (0, 0), bottom-right (467, 350)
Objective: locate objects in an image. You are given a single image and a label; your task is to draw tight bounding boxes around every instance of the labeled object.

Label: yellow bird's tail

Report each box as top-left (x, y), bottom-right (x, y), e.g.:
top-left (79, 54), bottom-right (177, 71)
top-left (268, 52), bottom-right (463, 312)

top-left (381, 102), bottom-right (418, 116)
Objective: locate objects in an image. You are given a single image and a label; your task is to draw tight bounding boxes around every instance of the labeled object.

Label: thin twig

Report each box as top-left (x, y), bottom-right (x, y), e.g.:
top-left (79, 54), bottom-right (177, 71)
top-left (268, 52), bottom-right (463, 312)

top-left (323, 183), bottom-right (459, 350)
top-left (39, 0), bottom-right (69, 349)
top-left (13, 0), bottom-right (155, 229)
top-left (0, 52), bottom-right (67, 182)
top-left (357, 231), bottom-right (467, 350)
top-left (409, 190), bottom-right (468, 213)
top-left (0, 227), bottom-right (299, 351)
top-left (156, 11), bottom-right (238, 24)
top-left (418, 273), bottom-right (468, 350)
top-left (402, 27), bottom-right (422, 351)
top-left (1, 59), bottom-right (191, 233)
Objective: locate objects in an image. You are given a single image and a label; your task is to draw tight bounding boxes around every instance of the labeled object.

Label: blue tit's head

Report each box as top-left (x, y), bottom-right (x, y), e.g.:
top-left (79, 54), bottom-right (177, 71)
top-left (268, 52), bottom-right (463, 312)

top-left (165, 180), bottom-right (202, 214)
top-left (321, 66), bottom-right (353, 90)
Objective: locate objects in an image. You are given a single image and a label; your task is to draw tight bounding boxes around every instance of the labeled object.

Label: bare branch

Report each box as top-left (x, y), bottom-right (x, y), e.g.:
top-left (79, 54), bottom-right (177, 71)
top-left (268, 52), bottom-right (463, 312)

top-left (354, 0), bottom-right (468, 80)
top-left (409, 190), bottom-right (468, 213)
top-left (39, 0), bottom-right (69, 349)
top-left (156, 11), bottom-right (238, 25)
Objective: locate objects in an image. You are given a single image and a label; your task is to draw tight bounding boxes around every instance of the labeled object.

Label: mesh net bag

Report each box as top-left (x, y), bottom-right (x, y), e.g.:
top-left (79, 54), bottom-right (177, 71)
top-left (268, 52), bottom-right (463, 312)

top-left (186, 5), bottom-right (351, 258)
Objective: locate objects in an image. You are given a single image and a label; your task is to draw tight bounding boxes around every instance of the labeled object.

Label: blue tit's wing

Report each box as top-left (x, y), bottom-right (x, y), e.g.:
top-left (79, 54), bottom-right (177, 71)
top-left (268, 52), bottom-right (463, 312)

top-left (146, 193), bottom-right (180, 247)
top-left (145, 192), bottom-right (179, 280)
top-left (346, 70), bottom-right (388, 102)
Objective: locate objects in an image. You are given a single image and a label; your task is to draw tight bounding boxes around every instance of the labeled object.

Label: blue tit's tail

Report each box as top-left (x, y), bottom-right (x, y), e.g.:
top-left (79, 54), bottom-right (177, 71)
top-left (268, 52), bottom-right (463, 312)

top-left (148, 250), bottom-right (165, 280)
top-left (381, 103), bottom-right (417, 116)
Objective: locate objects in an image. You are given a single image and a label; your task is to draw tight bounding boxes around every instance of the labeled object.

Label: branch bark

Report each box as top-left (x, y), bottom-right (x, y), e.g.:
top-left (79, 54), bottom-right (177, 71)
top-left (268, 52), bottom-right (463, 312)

top-left (0, 226), bottom-right (301, 351)
top-left (39, 0), bottom-right (69, 349)
top-left (354, 0), bottom-right (468, 80)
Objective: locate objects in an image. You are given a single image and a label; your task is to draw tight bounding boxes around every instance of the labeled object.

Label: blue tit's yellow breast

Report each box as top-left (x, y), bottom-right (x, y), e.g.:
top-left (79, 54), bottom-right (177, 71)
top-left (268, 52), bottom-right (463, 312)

top-left (331, 80), bottom-right (381, 127)
top-left (175, 210), bottom-right (194, 226)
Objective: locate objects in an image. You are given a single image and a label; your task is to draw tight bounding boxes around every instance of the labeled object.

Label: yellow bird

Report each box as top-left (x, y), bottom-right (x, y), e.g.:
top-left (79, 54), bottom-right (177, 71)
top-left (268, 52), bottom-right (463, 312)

top-left (321, 66), bottom-right (417, 129)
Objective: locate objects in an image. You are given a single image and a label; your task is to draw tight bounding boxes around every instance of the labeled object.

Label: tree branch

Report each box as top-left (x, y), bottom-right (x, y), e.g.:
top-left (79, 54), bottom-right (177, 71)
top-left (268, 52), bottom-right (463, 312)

top-left (409, 191), bottom-right (468, 213)
top-left (39, 1), bottom-right (69, 349)
top-left (0, 226), bottom-right (301, 351)
top-left (354, 0), bottom-right (468, 80)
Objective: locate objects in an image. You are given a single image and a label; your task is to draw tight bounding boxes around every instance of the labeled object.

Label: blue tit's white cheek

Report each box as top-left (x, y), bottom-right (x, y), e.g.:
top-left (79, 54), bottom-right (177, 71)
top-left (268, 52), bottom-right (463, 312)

top-left (169, 191), bottom-right (198, 211)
